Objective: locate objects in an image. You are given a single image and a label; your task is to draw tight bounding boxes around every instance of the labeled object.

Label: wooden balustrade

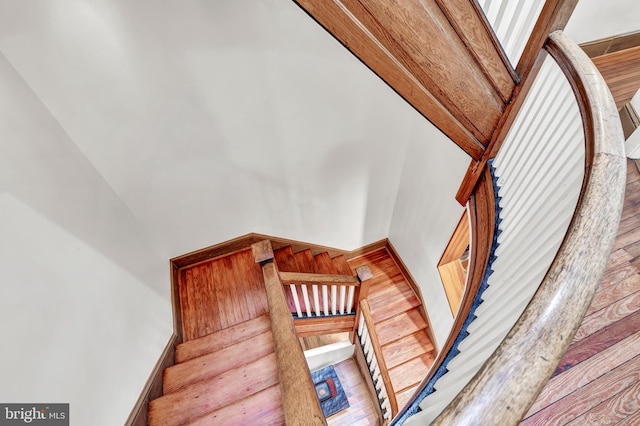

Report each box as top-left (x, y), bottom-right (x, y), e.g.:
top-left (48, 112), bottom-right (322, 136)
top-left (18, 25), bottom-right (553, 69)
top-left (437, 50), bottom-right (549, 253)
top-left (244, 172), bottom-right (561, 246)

top-left (251, 240), bottom-right (326, 425)
top-left (357, 299), bottom-right (398, 422)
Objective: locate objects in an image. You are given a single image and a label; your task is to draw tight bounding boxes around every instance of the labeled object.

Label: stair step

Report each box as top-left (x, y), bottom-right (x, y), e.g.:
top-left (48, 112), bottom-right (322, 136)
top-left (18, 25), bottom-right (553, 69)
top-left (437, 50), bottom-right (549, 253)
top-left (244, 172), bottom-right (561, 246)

top-left (314, 252), bottom-right (339, 274)
top-left (368, 283), bottom-right (420, 319)
top-left (164, 330), bottom-right (274, 394)
top-left (148, 353), bottom-right (278, 426)
top-left (375, 309), bottom-right (428, 346)
top-left (367, 279), bottom-right (415, 306)
top-left (382, 331), bottom-right (435, 369)
top-left (184, 385), bottom-right (284, 426)
top-left (332, 254), bottom-right (354, 276)
top-left (396, 384), bottom-right (420, 411)
top-left (294, 249), bottom-right (319, 273)
top-left (274, 246), bottom-right (299, 272)
top-left (388, 353), bottom-right (435, 394)
top-left (175, 314), bottom-right (271, 363)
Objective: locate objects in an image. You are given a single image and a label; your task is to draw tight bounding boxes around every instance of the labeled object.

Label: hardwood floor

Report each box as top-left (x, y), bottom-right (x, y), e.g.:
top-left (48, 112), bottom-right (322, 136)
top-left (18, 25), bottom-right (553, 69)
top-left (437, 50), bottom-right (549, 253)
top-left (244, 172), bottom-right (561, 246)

top-left (522, 160), bottom-right (640, 425)
top-left (325, 358), bottom-right (379, 426)
top-left (592, 45), bottom-right (640, 110)
top-left (179, 248), bottom-right (268, 341)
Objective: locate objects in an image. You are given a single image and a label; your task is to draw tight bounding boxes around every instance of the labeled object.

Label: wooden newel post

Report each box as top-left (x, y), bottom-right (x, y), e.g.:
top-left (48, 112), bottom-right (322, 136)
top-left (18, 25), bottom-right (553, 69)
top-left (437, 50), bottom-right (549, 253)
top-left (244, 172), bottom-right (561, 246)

top-left (251, 240), bottom-right (326, 426)
top-left (356, 265), bottom-right (373, 301)
top-left (352, 265), bottom-right (373, 342)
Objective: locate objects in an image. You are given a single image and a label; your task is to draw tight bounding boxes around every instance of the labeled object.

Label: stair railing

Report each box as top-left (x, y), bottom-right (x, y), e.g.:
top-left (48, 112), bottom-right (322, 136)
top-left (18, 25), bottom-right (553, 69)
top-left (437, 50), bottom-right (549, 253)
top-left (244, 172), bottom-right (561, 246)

top-left (280, 266), bottom-right (371, 318)
top-left (393, 30), bottom-right (626, 425)
top-left (252, 240), bottom-right (327, 426)
top-left (356, 299), bottom-right (398, 423)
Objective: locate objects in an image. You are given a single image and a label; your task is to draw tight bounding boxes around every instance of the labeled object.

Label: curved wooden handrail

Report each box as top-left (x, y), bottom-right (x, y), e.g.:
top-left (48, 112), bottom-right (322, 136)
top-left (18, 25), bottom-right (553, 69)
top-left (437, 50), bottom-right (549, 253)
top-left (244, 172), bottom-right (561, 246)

top-left (431, 30), bottom-right (626, 425)
top-left (390, 167), bottom-right (496, 424)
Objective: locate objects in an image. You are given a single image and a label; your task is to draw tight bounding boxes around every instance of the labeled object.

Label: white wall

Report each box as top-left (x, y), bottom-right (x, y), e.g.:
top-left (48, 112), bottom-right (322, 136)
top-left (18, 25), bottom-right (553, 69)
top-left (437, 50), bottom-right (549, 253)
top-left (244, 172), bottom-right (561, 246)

top-left (0, 0), bottom-right (501, 418)
top-left (0, 53), bottom-right (172, 425)
top-left (389, 123), bottom-right (470, 348)
top-left (565, 0), bottom-right (640, 43)
top-left (0, 0), bottom-right (418, 257)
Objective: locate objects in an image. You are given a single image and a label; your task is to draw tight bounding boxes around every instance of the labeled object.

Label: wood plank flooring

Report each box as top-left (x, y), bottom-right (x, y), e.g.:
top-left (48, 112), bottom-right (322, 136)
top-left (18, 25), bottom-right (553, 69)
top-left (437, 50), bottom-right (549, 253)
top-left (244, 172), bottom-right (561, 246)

top-left (179, 248), bottom-right (268, 341)
top-left (592, 45), bottom-right (640, 109)
top-left (325, 358), bottom-right (379, 426)
top-left (522, 160), bottom-right (640, 425)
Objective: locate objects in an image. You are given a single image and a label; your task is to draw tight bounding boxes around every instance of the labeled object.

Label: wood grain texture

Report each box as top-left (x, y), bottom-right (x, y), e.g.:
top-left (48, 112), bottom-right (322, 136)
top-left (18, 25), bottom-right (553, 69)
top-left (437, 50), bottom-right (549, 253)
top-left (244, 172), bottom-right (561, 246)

top-left (179, 249), bottom-right (268, 341)
top-left (184, 385), bottom-right (284, 426)
top-left (592, 45), bottom-right (640, 109)
top-left (294, 0), bottom-right (496, 159)
top-left (526, 331), bottom-right (640, 416)
top-left (163, 330), bottom-right (274, 394)
top-left (434, 0), bottom-right (516, 102)
top-left (260, 260), bottom-right (326, 425)
top-left (455, 0), bottom-right (578, 205)
top-left (175, 314), bottom-right (271, 363)
top-left (552, 310), bottom-right (640, 377)
top-left (148, 353), bottom-right (279, 426)
top-left (325, 358), bottom-right (379, 426)
top-left (521, 355), bottom-right (640, 425)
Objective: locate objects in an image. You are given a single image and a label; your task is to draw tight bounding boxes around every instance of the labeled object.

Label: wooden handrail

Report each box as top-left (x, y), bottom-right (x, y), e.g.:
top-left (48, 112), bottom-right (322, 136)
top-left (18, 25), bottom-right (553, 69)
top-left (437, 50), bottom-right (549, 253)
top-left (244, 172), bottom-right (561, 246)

top-left (390, 167), bottom-right (495, 424)
top-left (279, 271), bottom-right (359, 286)
top-left (359, 299), bottom-right (399, 417)
top-left (252, 240), bottom-right (326, 425)
top-left (432, 31), bottom-right (626, 425)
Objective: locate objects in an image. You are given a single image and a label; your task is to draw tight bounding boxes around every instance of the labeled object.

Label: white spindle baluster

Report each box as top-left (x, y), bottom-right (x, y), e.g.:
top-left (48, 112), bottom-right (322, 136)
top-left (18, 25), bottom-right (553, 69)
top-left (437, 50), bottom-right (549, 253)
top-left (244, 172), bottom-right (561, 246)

top-left (346, 286), bottom-right (355, 314)
top-left (301, 284), bottom-right (312, 317)
top-left (290, 285), bottom-right (302, 318)
top-left (339, 286), bottom-right (346, 314)
top-left (331, 285), bottom-right (337, 315)
top-left (322, 285), bottom-right (329, 316)
top-left (312, 285), bottom-right (321, 316)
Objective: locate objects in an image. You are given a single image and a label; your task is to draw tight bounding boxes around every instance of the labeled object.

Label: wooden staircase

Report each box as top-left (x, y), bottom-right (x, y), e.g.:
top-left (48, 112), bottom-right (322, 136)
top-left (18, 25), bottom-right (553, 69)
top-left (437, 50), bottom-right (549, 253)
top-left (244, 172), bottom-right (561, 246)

top-left (148, 314), bottom-right (284, 425)
top-left (348, 249), bottom-right (436, 410)
top-left (274, 244), bottom-right (436, 413)
top-left (146, 241), bottom-right (435, 424)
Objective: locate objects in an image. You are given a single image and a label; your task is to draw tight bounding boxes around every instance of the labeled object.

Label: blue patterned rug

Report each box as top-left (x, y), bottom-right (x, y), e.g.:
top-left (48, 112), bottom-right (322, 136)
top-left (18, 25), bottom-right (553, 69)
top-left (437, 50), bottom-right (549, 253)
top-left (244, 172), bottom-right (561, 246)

top-left (311, 365), bottom-right (349, 418)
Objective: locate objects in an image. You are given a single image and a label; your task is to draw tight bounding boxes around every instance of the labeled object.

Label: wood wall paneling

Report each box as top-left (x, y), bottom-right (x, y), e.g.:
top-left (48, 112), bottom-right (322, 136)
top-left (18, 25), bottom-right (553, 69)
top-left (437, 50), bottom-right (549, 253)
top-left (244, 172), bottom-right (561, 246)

top-left (294, 0), bottom-right (517, 160)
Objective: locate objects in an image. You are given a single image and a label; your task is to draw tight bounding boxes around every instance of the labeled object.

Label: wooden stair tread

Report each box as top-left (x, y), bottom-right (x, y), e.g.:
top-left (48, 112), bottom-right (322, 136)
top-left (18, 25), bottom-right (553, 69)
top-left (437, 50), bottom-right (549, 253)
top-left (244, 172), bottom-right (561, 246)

top-left (370, 292), bottom-right (421, 324)
top-left (375, 309), bottom-right (428, 346)
top-left (274, 246), bottom-right (299, 272)
top-left (164, 330), bottom-right (274, 394)
top-left (294, 249), bottom-right (319, 273)
top-left (175, 314), bottom-right (271, 363)
top-left (388, 353), bottom-right (435, 394)
top-left (367, 278), bottom-right (415, 302)
top-left (184, 385), bottom-right (284, 426)
top-left (314, 252), bottom-right (339, 274)
top-left (382, 331), bottom-right (435, 369)
top-left (332, 254), bottom-right (354, 276)
top-left (396, 385), bottom-right (420, 411)
top-left (148, 353), bottom-right (278, 426)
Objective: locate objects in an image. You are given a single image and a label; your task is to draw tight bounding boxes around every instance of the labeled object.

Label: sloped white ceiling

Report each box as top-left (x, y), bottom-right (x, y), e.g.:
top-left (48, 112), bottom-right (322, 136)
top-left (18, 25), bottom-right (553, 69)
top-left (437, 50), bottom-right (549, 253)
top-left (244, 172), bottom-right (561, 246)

top-left (0, 0), bottom-right (461, 257)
